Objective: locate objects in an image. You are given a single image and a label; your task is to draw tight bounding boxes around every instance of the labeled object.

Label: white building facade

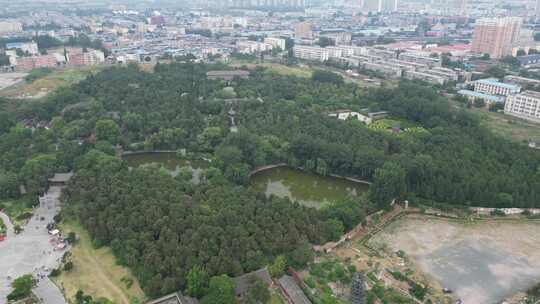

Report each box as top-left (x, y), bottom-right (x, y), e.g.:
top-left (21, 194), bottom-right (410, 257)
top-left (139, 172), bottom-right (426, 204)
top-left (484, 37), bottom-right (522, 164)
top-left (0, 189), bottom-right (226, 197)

top-left (505, 91), bottom-right (540, 123)
top-left (293, 45), bottom-right (329, 62)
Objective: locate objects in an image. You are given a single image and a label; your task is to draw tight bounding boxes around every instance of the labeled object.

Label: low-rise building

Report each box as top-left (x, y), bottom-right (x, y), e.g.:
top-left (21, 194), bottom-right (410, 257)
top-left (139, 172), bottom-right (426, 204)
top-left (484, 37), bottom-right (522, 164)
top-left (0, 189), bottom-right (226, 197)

top-left (362, 62), bottom-right (402, 78)
top-left (15, 55), bottom-right (59, 71)
top-left (293, 45), bottom-right (329, 62)
top-left (404, 70), bottom-right (447, 85)
top-left (517, 54), bottom-right (540, 67)
top-left (505, 90), bottom-right (540, 123)
top-left (264, 37), bottom-right (286, 50)
top-left (145, 292), bottom-right (198, 304)
top-left (237, 40), bottom-right (273, 54)
top-left (474, 78), bottom-right (521, 96)
top-left (328, 110), bottom-right (372, 125)
top-left (279, 275), bottom-right (311, 304)
top-left (68, 49), bottom-right (105, 66)
top-left (319, 30), bottom-right (352, 45)
top-left (458, 90), bottom-right (506, 104)
top-left (5, 42), bottom-right (39, 55)
top-left (0, 21), bottom-right (23, 33)
top-left (206, 70), bottom-right (250, 80)
top-left (234, 268), bottom-right (272, 299)
top-left (503, 75), bottom-right (540, 87)
top-left (399, 52), bottom-right (442, 67)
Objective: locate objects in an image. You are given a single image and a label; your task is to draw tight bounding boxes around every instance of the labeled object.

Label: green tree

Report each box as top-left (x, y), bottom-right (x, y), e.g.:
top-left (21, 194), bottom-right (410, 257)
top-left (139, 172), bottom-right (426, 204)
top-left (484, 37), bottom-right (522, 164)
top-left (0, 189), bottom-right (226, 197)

top-left (268, 255), bottom-right (287, 278)
top-left (7, 275), bottom-right (34, 301)
top-left (185, 266), bottom-right (209, 298)
top-left (323, 218), bottom-right (344, 241)
top-left (370, 162), bottom-right (407, 210)
top-left (474, 98), bottom-right (486, 108)
top-left (20, 154), bottom-right (57, 194)
top-left (95, 119), bottom-right (120, 144)
top-left (201, 275), bottom-right (235, 304)
top-left (311, 70), bottom-right (344, 85)
top-left (244, 278), bottom-right (270, 304)
top-left (288, 242), bottom-right (313, 268)
top-left (318, 37), bottom-right (335, 47)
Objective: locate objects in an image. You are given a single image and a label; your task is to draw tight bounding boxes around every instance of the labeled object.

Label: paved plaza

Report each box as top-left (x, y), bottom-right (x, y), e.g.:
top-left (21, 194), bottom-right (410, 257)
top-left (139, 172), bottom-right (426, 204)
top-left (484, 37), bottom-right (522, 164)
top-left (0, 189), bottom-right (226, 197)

top-left (0, 186), bottom-right (67, 304)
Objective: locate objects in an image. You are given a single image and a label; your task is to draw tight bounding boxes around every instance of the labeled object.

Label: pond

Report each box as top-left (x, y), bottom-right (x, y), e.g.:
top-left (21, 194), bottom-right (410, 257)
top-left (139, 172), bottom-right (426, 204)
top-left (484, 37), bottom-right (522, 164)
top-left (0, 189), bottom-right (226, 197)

top-left (123, 152), bottom-right (209, 184)
top-left (249, 166), bottom-right (369, 209)
top-left (123, 153), bottom-right (370, 209)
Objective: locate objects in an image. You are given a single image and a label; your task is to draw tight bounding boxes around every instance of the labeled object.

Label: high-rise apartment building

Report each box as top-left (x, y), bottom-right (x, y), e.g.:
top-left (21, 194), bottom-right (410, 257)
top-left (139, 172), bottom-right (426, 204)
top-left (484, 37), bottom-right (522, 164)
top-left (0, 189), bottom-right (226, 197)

top-left (294, 21), bottom-right (313, 39)
top-left (0, 21), bottom-right (23, 33)
top-left (459, 0), bottom-right (467, 15)
top-left (361, 0), bottom-right (398, 13)
top-left (471, 17), bottom-right (522, 59)
top-left (231, 0), bottom-right (305, 8)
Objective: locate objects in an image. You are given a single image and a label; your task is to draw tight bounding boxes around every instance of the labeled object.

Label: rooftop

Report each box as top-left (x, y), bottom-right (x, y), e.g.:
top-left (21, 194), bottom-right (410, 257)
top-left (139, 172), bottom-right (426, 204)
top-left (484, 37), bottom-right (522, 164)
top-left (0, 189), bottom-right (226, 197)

top-left (518, 90), bottom-right (540, 99)
top-left (48, 173), bottom-right (74, 183)
top-left (475, 78), bottom-right (521, 91)
top-left (206, 70), bottom-right (250, 77)
top-left (145, 292), bottom-right (198, 304)
top-left (458, 90), bottom-right (505, 102)
top-left (234, 267), bottom-right (272, 296)
top-left (278, 275), bottom-right (311, 304)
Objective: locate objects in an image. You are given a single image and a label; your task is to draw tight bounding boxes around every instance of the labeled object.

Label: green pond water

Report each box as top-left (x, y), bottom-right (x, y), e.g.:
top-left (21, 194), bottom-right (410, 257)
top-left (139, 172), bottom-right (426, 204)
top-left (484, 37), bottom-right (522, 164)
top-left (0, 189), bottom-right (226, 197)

top-left (250, 167), bottom-right (369, 209)
top-left (123, 152), bottom-right (209, 184)
top-left (123, 153), bottom-right (369, 208)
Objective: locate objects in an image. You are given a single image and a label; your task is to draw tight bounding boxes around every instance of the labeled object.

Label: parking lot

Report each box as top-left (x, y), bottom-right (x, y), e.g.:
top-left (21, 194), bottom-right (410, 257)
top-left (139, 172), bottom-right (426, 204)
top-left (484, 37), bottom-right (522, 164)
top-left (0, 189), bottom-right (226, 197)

top-left (0, 187), bottom-right (67, 304)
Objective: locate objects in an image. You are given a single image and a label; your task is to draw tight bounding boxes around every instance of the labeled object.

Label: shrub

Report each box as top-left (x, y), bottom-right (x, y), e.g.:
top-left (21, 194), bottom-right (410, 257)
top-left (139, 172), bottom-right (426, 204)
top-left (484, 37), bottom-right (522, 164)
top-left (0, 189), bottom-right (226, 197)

top-left (50, 268), bottom-right (61, 277)
top-left (7, 275), bottom-right (34, 301)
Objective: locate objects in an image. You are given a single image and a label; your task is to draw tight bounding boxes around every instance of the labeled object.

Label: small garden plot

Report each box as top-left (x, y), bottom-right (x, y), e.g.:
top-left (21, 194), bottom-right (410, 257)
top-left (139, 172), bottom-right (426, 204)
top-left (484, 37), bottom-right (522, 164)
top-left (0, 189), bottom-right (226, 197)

top-left (304, 258), bottom-right (357, 302)
top-left (368, 118), bottom-right (429, 137)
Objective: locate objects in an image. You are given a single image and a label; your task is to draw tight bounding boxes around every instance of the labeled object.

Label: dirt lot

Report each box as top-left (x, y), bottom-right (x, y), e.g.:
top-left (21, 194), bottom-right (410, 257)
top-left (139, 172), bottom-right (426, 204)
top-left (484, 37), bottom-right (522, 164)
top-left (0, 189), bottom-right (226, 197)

top-left (0, 66), bottom-right (103, 99)
top-left (370, 215), bottom-right (540, 303)
top-left (0, 73), bottom-right (27, 91)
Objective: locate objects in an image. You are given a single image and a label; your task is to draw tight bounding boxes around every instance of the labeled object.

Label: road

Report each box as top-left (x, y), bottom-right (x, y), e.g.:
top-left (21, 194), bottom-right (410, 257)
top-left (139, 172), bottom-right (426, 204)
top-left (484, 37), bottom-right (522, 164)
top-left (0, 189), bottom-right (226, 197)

top-left (0, 186), bottom-right (67, 304)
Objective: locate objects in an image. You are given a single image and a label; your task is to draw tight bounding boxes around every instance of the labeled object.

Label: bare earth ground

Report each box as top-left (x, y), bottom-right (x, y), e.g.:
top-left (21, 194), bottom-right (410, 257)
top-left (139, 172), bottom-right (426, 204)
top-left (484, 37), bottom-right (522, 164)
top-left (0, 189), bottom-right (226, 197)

top-left (0, 66), bottom-right (103, 99)
top-left (370, 215), bottom-right (540, 304)
top-left (0, 73), bottom-right (27, 91)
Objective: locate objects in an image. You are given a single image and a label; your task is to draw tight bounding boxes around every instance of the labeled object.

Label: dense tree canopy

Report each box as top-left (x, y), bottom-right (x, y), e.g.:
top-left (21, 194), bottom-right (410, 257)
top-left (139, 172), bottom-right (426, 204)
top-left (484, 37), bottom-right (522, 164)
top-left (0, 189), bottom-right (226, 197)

top-left (1, 62), bottom-right (539, 299)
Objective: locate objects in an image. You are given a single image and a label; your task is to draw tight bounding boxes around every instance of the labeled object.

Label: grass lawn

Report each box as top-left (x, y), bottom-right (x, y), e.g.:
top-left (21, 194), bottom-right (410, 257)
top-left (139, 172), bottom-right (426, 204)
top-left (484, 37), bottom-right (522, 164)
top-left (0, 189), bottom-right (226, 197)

top-left (475, 110), bottom-right (540, 143)
top-left (53, 221), bottom-right (145, 304)
top-left (0, 66), bottom-right (104, 99)
top-left (229, 62), bottom-right (313, 78)
top-left (270, 291), bottom-right (286, 304)
top-left (0, 197), bottom-right (34, 226)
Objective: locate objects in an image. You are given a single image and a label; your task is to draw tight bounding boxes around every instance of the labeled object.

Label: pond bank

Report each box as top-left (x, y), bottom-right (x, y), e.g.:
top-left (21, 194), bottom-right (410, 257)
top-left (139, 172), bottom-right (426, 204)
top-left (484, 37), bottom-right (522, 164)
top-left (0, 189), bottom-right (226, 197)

top-left (249, 163), bottom-right (372, 185)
